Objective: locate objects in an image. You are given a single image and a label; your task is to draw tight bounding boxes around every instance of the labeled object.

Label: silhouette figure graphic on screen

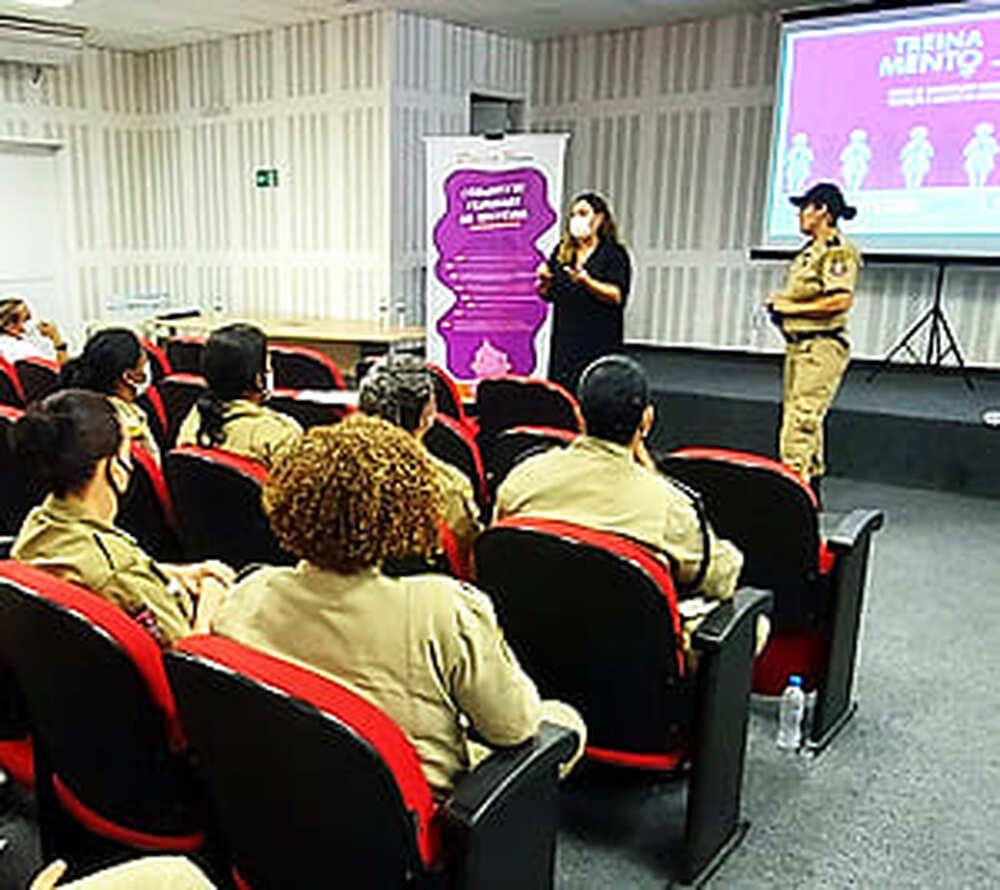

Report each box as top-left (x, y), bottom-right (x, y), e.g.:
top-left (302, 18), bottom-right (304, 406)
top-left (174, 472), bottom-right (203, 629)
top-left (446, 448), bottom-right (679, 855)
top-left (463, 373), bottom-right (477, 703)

top-left (964, 123), bottom-right (998, 188)
top-left (785, 133), bottom-right (814, 194)
top-left (840, 129), bottom-right (872, 191)
top-left (900, 126), bottom-right (934, 189)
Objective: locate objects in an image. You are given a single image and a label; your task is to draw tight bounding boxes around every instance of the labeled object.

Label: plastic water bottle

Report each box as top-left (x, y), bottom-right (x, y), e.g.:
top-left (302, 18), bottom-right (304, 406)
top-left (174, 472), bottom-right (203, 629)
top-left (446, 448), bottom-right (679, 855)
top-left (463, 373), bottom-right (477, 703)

top-left (776, 674), bottom-right (806, 751)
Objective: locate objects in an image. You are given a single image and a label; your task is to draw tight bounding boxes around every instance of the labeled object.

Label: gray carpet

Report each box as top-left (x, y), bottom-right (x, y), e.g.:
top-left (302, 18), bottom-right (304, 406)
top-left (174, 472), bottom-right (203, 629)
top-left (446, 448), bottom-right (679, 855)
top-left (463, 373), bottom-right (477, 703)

top-left (555, 477), bottom-right (1000, 888)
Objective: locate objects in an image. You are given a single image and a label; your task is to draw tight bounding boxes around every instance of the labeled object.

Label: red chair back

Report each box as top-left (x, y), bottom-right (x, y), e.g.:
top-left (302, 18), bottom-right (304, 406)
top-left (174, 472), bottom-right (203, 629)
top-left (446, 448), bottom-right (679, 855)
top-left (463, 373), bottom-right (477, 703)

top-left (268, 388), bottom-right (353, 429)
top-left (164, 446), bottom-right (291, 569)
top-left (424, 413), bottom-right (487, 511)
top-left (475, 518), bottom-right (691, 770)
top-left (116, 443), bottom-right (180, 561)
top-left (15, 357), bottom-right (60, 404)
top-left (166, 635), bottom-right (439, 888)
top-left (0, 357), bottom-right (25, 407)
top-left (164, 336), bottom-right (204, 375)
top-left (138, 337), bottom-right (172, 382)
top-left (427, 363), bottom-right (472, 430)
top-left (0, 562), bottom-right (206, 851)
top-left (269, 344), bottom-right (345, 390)
top-left (157, 374), bottom-right (208, 444)
top-left (0, 406), bottom-right (45, 535)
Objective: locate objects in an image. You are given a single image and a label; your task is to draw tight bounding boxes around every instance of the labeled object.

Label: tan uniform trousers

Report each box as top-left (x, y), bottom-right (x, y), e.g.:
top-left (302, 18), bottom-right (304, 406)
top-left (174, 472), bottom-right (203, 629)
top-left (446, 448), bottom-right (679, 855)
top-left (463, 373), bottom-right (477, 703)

top-left (780, 335), bottom-right (849, 480)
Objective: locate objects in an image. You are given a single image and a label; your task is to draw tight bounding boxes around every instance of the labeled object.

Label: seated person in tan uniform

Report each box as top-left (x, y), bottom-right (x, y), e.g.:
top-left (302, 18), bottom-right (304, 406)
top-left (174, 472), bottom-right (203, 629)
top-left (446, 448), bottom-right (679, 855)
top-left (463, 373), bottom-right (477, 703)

top-left (495, 355), bottom-right (758, 652)
top-left (30, 857), bottom-right (214, 890)
top-left (358, 353), bottom-right (482, 571)
top-left (10, 390), bottom-right (234, 646)
top-left (212, 413), bottom-right (585, 797)
top-left (61, 327), bottom-right (160, 462)
top-left (0, 294), bottom-right (68, 366)
top-left (175, 323), bottom-right (301, 468)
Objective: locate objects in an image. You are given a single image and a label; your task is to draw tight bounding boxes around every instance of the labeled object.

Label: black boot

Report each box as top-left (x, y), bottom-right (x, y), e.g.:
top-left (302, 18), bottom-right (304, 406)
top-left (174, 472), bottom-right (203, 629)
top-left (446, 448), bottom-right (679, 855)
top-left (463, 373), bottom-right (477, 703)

top-left (809, 476), bottom-right (822, 510)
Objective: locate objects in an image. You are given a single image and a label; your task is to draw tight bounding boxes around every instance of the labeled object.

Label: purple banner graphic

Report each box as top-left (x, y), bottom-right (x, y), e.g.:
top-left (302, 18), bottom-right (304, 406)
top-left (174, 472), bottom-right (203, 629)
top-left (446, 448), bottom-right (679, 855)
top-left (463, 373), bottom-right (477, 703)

top-left (432, 168), bottom-right (556, 381)
top-left (783, 12), bottom-right (1000, 192)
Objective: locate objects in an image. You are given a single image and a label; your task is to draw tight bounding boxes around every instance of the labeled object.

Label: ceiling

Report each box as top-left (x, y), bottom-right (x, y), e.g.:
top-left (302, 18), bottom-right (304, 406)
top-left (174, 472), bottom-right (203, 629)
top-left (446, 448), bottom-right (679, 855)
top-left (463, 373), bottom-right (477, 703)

top-left (0, 0), bottom-right (828, 51)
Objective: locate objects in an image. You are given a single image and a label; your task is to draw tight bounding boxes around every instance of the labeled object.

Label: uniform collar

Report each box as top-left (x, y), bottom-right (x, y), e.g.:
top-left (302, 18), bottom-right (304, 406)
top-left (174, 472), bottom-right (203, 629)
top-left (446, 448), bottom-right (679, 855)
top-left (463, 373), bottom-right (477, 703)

top-left (571, 435), bottom-right (635, 460)
top-left (225, 398), bottom-right (266, 416)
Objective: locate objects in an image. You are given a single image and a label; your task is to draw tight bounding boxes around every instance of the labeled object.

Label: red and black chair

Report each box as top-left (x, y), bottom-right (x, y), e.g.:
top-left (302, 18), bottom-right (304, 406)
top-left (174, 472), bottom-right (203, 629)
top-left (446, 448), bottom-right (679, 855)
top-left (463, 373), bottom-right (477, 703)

top-left (165, 446), bottom-right (292, 570)
top-left (474, 377), bottom-right (583, 476)
top-left (268, 388), bottom-right (354, 430)
top-left (424, 413), bottom-right (488, 514)
top-left (164, 336), bottom-right (205, 375)
top-left (116, 443), bottom-right (181, 562)
top-left (269, 344), bottom-right (345, 391)
top-left (0, 406), bottom-right (45, 536)
top-left (489, 425), bottom-right (580, 495)
top-left (138, 337), bottom-right (172, 383)
top-left (136, 386), bottom-right (170, 455)
top-left (427, 363), bottom-right (474, 432)
top-left (474, 518), bottom-right (771, 886)
top-left (658, 448), bottom-right (884, 752)
top-left (0, 562), bottom-right (210, 876)
top-left (166, 635), bottom-right (578, 890)
top-left (0, 357), bottom-right (26, 408)
top-left (157, 374), bottom-right (208, 445)
top-left (15, 356), bottom-right (60, 404)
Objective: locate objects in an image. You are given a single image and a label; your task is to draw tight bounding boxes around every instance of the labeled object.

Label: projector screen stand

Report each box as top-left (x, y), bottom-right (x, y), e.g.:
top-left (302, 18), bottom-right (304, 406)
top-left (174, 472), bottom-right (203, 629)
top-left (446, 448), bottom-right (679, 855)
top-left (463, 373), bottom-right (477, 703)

top-left (866, 260), bottom-right (974, 391)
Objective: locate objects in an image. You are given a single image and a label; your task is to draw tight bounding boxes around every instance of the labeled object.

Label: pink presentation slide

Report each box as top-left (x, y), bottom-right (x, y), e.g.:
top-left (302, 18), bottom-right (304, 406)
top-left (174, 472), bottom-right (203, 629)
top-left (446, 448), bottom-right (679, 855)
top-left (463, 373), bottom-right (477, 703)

top-left (768, 7), bottom-right (1000, 244)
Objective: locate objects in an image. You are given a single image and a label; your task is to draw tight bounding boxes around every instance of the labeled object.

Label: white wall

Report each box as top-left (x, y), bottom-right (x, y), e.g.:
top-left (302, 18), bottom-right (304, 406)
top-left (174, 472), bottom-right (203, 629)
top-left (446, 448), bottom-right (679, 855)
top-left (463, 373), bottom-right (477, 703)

top-left (390, 12), bottom-right (530, 324)
top-left (529, 13), bottom-right (1000, 366)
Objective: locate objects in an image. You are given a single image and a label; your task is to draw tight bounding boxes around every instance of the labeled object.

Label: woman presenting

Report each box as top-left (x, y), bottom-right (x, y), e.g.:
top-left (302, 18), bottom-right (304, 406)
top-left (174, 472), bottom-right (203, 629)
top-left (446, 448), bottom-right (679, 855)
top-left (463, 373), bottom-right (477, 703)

top-left (536, 193), bottom-right (632, 391)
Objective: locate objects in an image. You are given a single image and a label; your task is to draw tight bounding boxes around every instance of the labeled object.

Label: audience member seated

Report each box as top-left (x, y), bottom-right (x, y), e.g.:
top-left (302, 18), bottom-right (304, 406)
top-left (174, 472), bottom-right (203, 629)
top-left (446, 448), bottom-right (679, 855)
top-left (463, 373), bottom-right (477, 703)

top-left (30, 857), bottom-right (214, 889)
top-left (495, 355), bottom-right (752, 651)
top-left (9, 390), bottom-right (234, 646)
top-left (175, 323), bottom-right (301, 467)
top-left (0, 295), bottom-right (68, 366)
top-left (358, 354), bottom-right (482, 569)
top-left (211, 413), bottom-right (585, 797)
top-left (60, 327), bottom-right (160, 462)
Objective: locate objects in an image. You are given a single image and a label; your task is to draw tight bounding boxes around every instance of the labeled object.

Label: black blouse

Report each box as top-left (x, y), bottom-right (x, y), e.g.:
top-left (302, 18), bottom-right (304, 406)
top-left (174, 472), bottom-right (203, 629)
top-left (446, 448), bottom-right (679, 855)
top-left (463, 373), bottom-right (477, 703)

top-left (542, 239), bottom-right (632, 389)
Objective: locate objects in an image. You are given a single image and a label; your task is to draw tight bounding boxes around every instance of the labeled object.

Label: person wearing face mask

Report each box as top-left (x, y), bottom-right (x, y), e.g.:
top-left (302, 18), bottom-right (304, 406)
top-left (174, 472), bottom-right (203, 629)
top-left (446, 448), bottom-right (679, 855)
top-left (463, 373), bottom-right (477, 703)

top-left (175, 323), bottom-right (302, 468)
top-left (0, 295), bottom-right (69, 366)
top-left (764, 182), bottom-right (862, 505)
top-left (9, 390), bottom-right (234, 646)
top-left (60, 328), bottom-right (160, 462)
top-left (535, 193), bottom-right (632, 391)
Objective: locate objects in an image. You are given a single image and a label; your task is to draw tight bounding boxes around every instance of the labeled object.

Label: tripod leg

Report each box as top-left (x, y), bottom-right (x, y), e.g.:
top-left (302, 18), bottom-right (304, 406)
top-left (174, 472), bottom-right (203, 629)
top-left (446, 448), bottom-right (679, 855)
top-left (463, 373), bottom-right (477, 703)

top-left (936, 308), bottom-right (976, 392)
top-left (866, 306), bottom-right (935, 383)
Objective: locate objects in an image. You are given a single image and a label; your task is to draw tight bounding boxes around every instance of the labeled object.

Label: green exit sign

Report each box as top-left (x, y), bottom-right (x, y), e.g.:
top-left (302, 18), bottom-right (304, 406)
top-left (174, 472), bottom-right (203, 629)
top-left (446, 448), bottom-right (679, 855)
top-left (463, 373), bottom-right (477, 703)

top-left (255, 168), bottom-right (278, 188)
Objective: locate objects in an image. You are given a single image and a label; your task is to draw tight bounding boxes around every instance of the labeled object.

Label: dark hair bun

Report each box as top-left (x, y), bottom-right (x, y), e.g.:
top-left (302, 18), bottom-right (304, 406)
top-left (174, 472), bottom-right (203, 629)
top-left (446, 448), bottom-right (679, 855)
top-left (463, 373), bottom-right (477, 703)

top-left (10, 405), bottom-right (68, 487)
top-left (841, 205), bottom-right (858, 221)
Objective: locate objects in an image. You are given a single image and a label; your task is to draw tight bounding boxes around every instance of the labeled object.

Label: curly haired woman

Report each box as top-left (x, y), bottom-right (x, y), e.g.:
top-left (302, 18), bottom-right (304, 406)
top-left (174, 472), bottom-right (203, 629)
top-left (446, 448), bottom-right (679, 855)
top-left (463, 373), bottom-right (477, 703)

top-left (211, 413), bottom-right (584, 796)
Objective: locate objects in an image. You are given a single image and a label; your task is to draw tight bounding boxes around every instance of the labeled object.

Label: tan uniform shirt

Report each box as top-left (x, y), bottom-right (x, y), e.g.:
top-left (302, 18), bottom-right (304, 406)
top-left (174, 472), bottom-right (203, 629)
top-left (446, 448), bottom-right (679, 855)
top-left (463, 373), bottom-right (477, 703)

top-left (774, 230), bottom-right (862, 335)
top-left (176, 398), bottom-right (302, 468)
top-left (212, 562), bottom-right (545, 795)
top-left (57, 857), bottom-right (215, 890)
top-left (109, 395), bottom-right (160, 463)
top-left (427, 451), bottom-right (483, 568)
top-left (11, 495), bottom-right (194, 644)
top-left (495, 436), bottom-right (743, 603)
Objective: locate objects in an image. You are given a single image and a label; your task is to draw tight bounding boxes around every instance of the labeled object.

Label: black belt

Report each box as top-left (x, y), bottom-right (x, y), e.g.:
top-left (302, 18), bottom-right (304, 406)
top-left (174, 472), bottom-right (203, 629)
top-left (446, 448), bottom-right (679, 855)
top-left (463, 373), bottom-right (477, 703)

top-left (783, 327), bottom-right (849, 350)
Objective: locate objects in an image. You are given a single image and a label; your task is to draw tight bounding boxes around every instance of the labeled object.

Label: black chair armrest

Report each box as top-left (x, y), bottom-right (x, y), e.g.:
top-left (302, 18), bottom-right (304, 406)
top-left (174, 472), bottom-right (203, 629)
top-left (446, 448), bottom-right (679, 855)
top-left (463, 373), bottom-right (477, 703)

top-left (682, 587), bottom-right (772, 884)
top-left (0, 538), bottom-right (12, 560)
top-left (825, 508), bottom-right (885, 553)
top-left (442, 721), bottom-right (578, 890)
top-left (692, 587), bottom-right (773, 654)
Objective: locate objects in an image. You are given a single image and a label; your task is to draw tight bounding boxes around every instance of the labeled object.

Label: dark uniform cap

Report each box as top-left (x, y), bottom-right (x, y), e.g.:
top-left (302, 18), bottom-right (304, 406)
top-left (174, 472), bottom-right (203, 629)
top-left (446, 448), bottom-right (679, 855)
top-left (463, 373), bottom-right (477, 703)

top-left (789, 182), bottom-right (857, 220)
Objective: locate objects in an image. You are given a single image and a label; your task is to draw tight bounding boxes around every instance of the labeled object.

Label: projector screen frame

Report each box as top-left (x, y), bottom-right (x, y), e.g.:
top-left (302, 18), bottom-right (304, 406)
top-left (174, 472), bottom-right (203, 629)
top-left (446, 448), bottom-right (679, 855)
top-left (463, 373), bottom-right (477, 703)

top-left (762, 0), bottom-right (1000, 256)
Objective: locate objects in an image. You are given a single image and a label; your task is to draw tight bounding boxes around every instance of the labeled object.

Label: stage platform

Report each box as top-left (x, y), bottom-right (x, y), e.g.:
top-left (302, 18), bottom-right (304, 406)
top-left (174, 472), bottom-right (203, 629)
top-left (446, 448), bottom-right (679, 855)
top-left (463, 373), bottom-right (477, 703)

top-left (628, 346), bottom-right (1000, 498)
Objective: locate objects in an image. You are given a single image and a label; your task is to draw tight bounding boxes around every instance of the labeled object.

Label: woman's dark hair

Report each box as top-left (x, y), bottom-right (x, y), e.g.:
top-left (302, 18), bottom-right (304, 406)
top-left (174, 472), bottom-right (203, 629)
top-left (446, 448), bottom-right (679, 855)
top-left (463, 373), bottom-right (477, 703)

top-left (0, 298), bottom-right (26, 334)
top-left (557, 192), bottom-right (622, 265)
top-left (60, 328), bottom-right (141, 394)
top-left (9, 389), bottom-right (121, 497)
top-left (196, 323), bottom-right (268, 447)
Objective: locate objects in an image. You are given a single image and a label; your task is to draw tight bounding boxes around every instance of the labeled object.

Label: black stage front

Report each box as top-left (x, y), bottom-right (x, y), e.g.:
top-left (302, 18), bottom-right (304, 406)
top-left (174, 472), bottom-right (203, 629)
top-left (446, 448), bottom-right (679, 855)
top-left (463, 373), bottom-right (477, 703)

top-left (627, 346), bottom-right (1000, 498)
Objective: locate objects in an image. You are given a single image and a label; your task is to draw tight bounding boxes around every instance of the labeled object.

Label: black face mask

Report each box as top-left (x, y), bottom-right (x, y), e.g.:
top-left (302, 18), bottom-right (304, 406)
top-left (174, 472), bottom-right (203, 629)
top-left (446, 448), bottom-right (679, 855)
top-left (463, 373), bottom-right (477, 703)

top-left (105, 455), bottom-right (135, 508)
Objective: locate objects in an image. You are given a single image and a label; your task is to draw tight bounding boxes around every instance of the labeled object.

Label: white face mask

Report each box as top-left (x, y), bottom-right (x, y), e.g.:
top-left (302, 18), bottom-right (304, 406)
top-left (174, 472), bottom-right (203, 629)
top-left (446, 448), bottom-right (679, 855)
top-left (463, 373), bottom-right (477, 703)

top-left (569, 214), bottom-right (593, 240)
top-left (264, 369), bottom-right (274, 398)
top-left (130, 367), bottom-right (151, 398)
